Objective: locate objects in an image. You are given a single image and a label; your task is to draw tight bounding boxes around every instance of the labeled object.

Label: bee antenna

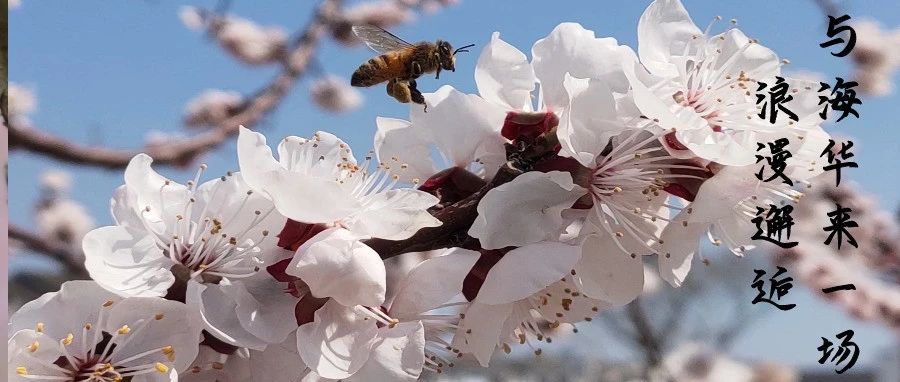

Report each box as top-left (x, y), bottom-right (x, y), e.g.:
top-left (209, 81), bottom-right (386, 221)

top-left (453, 44), bottom-right (475, 55)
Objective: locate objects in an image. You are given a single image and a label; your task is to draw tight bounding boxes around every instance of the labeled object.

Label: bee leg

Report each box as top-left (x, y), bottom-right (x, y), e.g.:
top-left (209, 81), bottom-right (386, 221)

top-left (409, 61), bottom-right (423, 79)
top-left (408, 79), bottom-right (427, 112)
top-left (389, 79), bottom-right (413, 104)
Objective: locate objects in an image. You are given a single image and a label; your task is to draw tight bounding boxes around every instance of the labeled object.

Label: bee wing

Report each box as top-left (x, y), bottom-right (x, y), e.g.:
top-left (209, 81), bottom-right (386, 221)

top-left (352, 24), bottom-right (414, 54)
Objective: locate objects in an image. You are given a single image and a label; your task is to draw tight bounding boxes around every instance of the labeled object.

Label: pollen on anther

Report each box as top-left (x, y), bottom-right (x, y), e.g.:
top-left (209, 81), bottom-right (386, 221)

top-left (16, 367), bottom-right (27, 376)
top-left (27, 341), bottom-right (39, 353)
top-left (155, 362), bottom-right (170, 373)
top-left (117, 325), bottom-right (131, 335)
top-left (162, 346), bottom-right (176, 361)
top-left (62, 333), bottom-right (74, 345)
top-left (35, 322), bottom-right (44, 332)
top-left (103, 300), bottom-right (115, 307)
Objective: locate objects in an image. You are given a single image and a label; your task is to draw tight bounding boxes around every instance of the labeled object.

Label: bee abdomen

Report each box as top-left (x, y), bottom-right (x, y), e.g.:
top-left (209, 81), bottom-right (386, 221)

top-left (352, 55), bottom-right (400, 87)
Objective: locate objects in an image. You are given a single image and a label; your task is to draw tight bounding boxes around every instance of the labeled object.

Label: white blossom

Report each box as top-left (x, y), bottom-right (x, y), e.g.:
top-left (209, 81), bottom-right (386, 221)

top-left (8, 281), bottom-right (201, 382)
top-left (183, 89), bottom-right (244, 128)
top-left (310, 75), bottom-right (363, 113)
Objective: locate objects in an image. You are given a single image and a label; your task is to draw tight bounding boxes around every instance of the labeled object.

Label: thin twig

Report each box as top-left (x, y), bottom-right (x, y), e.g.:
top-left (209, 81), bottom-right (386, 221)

top-left (8, 224), bottom-right (89, 279)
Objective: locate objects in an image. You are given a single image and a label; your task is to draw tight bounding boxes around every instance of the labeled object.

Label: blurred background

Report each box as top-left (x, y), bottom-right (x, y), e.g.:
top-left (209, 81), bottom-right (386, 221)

top-left (6, 0), bottom-right (900, 380)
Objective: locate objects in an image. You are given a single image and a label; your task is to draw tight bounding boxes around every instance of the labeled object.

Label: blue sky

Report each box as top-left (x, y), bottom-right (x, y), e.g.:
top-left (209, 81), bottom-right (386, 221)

top-left (9, 0), bottom-right (900, 370)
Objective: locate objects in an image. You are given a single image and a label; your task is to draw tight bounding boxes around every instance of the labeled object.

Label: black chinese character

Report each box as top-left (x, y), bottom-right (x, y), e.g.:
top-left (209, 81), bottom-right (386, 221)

top-left (751, 266), bottom-right (797, 311)
top-left (822, 284), bottom-right (857, 294)
top-left (818, 329), bottom-right (860, 374)
top-left (820, 139), bottom-right (858, 186)
top-left (751, 204), bottom-right (798, 248)
top-left (757, 77), bottom-right (799, 124)
top-left (819, 78), bottom-right (862, 122)
top-left (823, 204), bottom-right (858, 250)
top-left (819, 14), bottom-right (856, 57)
top-left (756, 139), bottom-right (794, 185)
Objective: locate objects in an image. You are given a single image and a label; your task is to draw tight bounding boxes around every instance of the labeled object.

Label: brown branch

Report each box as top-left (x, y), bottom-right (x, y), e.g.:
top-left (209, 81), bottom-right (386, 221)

top-left (6, 0), bottom-right (341, 170)
top-left (9, 224), bottom-right (89, 279)
top-left (626, 298), bottom-right (669, 379)
top-left (365, 164), bottom-right (522, 259)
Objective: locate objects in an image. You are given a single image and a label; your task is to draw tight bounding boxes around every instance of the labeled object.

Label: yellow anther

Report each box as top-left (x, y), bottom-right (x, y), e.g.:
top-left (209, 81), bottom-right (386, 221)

top-left (162, 346), bottom-right (175, 361)
top-left (103, 300), bottom-right (115, 307)
top-left (27, 341), bottom-right (39, 353)
top-left (16, 367), bottom-right (27, 375)
top-left (63, 333), bottom-right (74, 346)
top-left (155, 362), bottom-right (170, 373)
top-left (35, 322), bottom-right (44, 333)
top-left (117, 325), bottom-right (131, 335)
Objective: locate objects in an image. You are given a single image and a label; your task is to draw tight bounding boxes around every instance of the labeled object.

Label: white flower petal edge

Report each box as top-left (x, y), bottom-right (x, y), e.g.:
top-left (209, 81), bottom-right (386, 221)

top-left (295, 300), bottom-right (378, 380)
top-left (475, 32), bottom-right (537, 110)
top-left (475, 242), bottom-right (582, 305)
top-left (575, 234), bottom-right (645, 305)
top-left (390, 248), bottom-right (480, 318)
top-left (287, 228), bottom-right (386, 308)
top-left (469, 171), bottom-right (585, 249)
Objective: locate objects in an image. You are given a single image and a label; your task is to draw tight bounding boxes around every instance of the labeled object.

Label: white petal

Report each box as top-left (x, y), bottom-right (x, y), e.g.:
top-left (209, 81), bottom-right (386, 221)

top-left (410, 86), bottom-right (507, 170)
top-left (8, 330), bottom-right (69, 381)
top-left (295, 300), bottom-right (378, 379)
top-left (123, 154), bottom-right (190, 232)
top-left (557, 73), bottom-right (628, 166)
top-left (657, 210), bottom-right (706, 287)
top-left (9, 281), bottom-right (118, 352)
top-left (475, 32), bottom-right (536, 110)
top-left (374, 117), bottom-right (436, 182)
top-left (237, 127), bottom-right (283, 195)
top-left (288, 228), bottom-right (386, 307)
top-left (710, 29), bottom-right (780, 80)
top-left (469, 171), bottom-right (584, 249)
top-left (247, 332), bottom-right (308, 382)
top-left (532, 23), bottom-right (634, 108)
top-left (229, 274), bottom-right (300, 345)
top-left (348, 189), bottom-right (441, 240)
top-left (258, 169), bottom-right (362, 224)
top-left (576, 234), bottom-right (645, 305)
top-left (82, 226), bottom-right (175, 298)
top-left (105, 296), bottom-right (202, 373)
top-left (688, 165), bottom-right (759, 223)
top-left (346, 322), bottom-right (426, 382)
top-left (186, 281), bottom-right (270, 351)
top-left (476, 241), bottom-right (582, 305)
top-left (637, 0), bottom-right (702, 77)
top-left (451, 302), bottom-right (513, 367)
top-left (390, 248), bottom-right (479, 318)
top-left (531, 280), bottom-right (611, 323)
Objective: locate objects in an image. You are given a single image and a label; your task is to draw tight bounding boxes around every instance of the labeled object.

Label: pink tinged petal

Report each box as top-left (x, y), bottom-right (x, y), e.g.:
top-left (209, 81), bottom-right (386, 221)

top-left (451, 302), bottom-right (513, 367)
top-left (688, 165), bottom-right (759, 223)
top-left (657, 209), bottom-right (706, 287)
top-left (258, 169), bottom-right (361, 224)
top-left (83, 226), bottom-right (175, 298)
top-left (476, 241), bottom-right (582, 305)
top-left (558, 73), bottom-right (628, 166)
top-left (237, 127), bottom-right (283, 194)
top-left (346, 322), bottom-right (426, 382)
top-left (349, 189), bottom-right (441, 241)
top-left (104, 297), bottom-right (202, 372)
top-left (410, 86), bottom-right (507, 170)
top-left (374, 117), bottom-right (436, 183)
top-left (621, 57), bottom-right (697, 132)
top-left (9, 281), bottom-right (119, 352)
top-left (469, 171), bottom-right (585, 249)
top-left (576, 234), bottom-right (645, 305)
top-left (288, 228), bottom-right (386, 307)
top-left (531, 23), bottom-right (634, 108)
top-left (637, 0), bottom-right (702, 77)
top-left (390, 248), bottom-right (480, 318)
top-left (295, 300), bottom-right (379, 379)
top-left (475, 32), bottom-right (536, 110)
top-left (186, 281), bottom-right (270, 351)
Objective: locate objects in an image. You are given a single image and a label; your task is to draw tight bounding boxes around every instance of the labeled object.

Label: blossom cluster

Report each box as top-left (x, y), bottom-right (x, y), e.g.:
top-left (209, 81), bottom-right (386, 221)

top-left (8, 1), bottom-right (837, 380)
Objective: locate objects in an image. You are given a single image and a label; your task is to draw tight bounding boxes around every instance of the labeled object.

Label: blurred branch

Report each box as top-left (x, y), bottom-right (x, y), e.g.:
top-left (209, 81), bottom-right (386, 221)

top-left (626, 299), bottom-right (664, 370)
top-left (9, 224), bottom-right (89, 279)
top-left (6, 0), bottom-right (342, 170)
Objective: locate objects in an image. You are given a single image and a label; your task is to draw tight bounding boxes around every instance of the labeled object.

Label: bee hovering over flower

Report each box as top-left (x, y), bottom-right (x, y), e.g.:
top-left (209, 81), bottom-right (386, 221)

top-left (350, 24), bottom-right (474, 111)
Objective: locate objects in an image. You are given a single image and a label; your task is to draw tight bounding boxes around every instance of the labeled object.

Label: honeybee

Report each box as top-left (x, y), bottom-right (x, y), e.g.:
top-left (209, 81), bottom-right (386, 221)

top-left (350, 24), bottom-right (474, 110)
